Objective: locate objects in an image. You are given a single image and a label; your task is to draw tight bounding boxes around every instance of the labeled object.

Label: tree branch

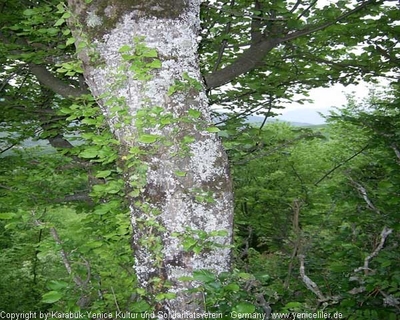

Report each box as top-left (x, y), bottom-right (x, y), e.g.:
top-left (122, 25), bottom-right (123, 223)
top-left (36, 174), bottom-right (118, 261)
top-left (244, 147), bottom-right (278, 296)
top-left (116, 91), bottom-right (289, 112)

top-left (56, 192), bottom-right (93, 204)
top-left (212, 0), bottom-right (235, 73)
top-left (28, 63), bottom-right (89, 98)
top-left (314, 144), bottom-right (370, 186)
top-left (391, 143), bottom-right (400, 163)
top-left (296, 0), bottom-right (317, 20)
top-left (204, 38), bottom-right (279, 89)
top-left (298, 254), bottom-right (327, 301)
top-left (349, 177), bottom-right (379, 213)
top-left (353, 226), bottom-right (392, 275)
top-left (204, 0), bottom-right (380, 89)
top-left (0, 31), bottom-right (89, 98)
top-left (279, 0), bottom-right (380, 43)
top-left (32, 214), bottom-right (85, 287)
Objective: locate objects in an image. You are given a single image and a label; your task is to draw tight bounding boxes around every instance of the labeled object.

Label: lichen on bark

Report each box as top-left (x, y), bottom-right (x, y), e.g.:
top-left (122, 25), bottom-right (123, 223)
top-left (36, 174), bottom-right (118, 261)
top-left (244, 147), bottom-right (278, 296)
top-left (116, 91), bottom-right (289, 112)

top-left (68, 0), bottom-right (187, 41)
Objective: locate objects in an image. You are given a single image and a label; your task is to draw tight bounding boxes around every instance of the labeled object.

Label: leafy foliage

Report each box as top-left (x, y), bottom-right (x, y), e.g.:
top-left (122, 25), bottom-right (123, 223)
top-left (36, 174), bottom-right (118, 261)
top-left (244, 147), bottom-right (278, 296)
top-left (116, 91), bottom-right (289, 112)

top-left (229, 89), bottom-right (400, 317)
top-left (0, 0), bottom-right (399, 317)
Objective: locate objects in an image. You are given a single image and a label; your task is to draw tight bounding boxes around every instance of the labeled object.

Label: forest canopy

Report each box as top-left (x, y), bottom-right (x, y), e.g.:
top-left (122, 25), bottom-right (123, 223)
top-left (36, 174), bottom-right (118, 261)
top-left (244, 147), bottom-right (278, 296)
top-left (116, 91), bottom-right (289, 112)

top-left (0, 0), bottom-right (399, 318)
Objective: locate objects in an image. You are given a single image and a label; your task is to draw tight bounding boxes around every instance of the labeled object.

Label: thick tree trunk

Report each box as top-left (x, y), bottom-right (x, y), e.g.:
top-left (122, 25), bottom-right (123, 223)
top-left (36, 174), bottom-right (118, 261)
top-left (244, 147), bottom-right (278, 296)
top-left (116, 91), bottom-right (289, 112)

top-left (68, 0), bottom-right (233, 315)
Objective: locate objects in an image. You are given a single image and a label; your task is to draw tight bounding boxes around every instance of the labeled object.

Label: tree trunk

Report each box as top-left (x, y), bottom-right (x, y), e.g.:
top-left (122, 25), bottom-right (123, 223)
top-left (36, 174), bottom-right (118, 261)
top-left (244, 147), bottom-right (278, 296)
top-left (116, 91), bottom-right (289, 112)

top-left (68, 0), bottom-right (233, 315)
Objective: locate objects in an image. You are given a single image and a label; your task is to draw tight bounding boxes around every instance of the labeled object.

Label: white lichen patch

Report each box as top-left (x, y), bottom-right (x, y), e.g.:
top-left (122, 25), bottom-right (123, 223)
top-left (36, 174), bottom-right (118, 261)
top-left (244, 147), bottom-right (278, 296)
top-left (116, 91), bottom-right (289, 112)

top-left (104, 5), bottom-right (117, 18)
top-left (86, 10), bottom-right (103, 28)
top-left (190, 138), bottom-right (224, 181)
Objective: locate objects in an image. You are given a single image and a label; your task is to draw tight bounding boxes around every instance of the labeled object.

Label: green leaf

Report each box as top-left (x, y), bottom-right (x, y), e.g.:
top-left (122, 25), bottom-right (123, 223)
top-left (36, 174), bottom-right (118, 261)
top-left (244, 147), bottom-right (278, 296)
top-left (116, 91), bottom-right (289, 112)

top-left (121, 54), bottom-right (135, 61)
top-left (255, 273), bottom-right (271, 282)
top-left (233, 302), bottom-right (256, 313)
top-left (118, 45), bottom-right (131, 53)
top-left (163, 292), bottom-right (176, 299)
top-left (47, 280), bottom-right (68, 291)
top-left (136, 288), bottom-right (146, 296)
top-left (128, 189), bottom-right (140, 197)
top-left (155, 293), bottom-right (166, 301)
top-left (183, 136), bottom-right (195, 144)
top-left (138, 134), bottom-right (159, 144)
top-left (131, 300), bottom-right (151, 312)
top-left (79, 147), bottom-right (99, 158)
top-left (142, 48), bottom-right (158, 58)
top-left (95, 170), bottom-right (112, 178)
top-left (178, 276), bottom-right (194, 282)
top-left (61, 12), bottom-right (71, 19)
top-left (209, 230), bottom-right (228, 237)
top-left (45, 28), bottom-right (59, 36)
top-left (0, 213), bottom-right (15, 220)
top-left (175, 171), bottom-right (187, 177)
top-left (56, 3), bottom-right (65, 13)
top-left (188, 109), bottom-right (202, 119)
top-left (42, 291), bottom-right (63, 304)
top-left (54, 18), bottom-right (65, 27)
top-left (193, 246), bottom-right (202, 254)
top-left (167, 86), bottom-right (177, 96)
top-left (206, 126), bottom-right (220, 133)
top-left (77, 41), bottom-right (87, 49)
top-left (66, 37), bottom-right (75, 46)
top-left (193, 270), bottom-right (215, 283)
top-left (148, 59), bottom-right (162, 68)
top-left (183, 238), bottom-right (197, 251)
top-left (218, 130), bottom-right (230, 138)
top-left (380, 259), bottom-right (392, 268)
top-left (23, 9), bottom-right (36, 16)
top-left (224, 283), bottom-right (240, 292)
top-left (84, 241), bottom-right (103, 249)
top-left (285, 301), bottom-right (303, 308)
top-left (196, 230), bottom-right (207, 239)
top-left (237, 272), bottom-right (254, 280)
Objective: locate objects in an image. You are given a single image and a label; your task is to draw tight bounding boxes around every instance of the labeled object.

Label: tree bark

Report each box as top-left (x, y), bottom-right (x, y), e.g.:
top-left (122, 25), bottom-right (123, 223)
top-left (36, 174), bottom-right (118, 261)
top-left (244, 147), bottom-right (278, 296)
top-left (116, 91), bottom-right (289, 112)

top-left (68, 0), bottom-right (233, 315)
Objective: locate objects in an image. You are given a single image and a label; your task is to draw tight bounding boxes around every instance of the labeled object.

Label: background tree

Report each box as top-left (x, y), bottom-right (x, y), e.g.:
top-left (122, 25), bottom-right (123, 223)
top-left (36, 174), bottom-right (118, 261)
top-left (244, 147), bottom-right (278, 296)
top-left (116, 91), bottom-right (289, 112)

top-left (232, 90), bottom-right (400, 317)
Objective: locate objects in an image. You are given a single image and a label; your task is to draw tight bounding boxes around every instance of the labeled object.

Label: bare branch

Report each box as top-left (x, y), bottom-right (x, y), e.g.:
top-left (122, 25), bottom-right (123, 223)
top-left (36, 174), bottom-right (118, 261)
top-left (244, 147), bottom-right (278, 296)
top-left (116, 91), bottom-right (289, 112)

top-left (81, 256), bottom-right (92, 286)
top-left (296, 0), bottom-right (317, 21)
top-left (285, 199), bottom-right (303, 289)
top-left (258, 95), bottom-right (275, 132)
top-left (289, 0), bottom-right (303, 14)
top-left (0, 143), bottom-right (19, 156)
top-left (256, 293), bottom-right (272, 318)
top-left (315, 144), bottom-right (369, 186)
top-left (349, 178), bottom-right (379, 213)
top-left (380, 289), bottom-right (400, 311)
top-left (298, 254), bottom-right (327, 301)
top-left (0, 184), bottom-right (13, 191)
top-left (31, 210), bottom-right (86, 288)
top-left (56, 192), bottom-right (93, 204)
top-left (391, 143), bottom-right (400, 163)
top-left (354, 226), bottom-right (393, 275)
top-left (111, 287), bottom-right (121, 313)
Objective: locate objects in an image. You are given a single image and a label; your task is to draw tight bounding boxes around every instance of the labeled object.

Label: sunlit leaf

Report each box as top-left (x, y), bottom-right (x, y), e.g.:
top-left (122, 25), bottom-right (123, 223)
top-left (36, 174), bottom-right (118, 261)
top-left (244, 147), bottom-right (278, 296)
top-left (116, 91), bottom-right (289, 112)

top-left (42, 291), bottom-right (63, 304)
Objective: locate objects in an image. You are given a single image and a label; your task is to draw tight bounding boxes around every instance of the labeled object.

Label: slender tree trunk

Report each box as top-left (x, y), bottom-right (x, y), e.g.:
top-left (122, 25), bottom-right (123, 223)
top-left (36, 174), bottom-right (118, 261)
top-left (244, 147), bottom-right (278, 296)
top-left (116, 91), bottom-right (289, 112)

top-left (68, 0), bottom-right (233, 314)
